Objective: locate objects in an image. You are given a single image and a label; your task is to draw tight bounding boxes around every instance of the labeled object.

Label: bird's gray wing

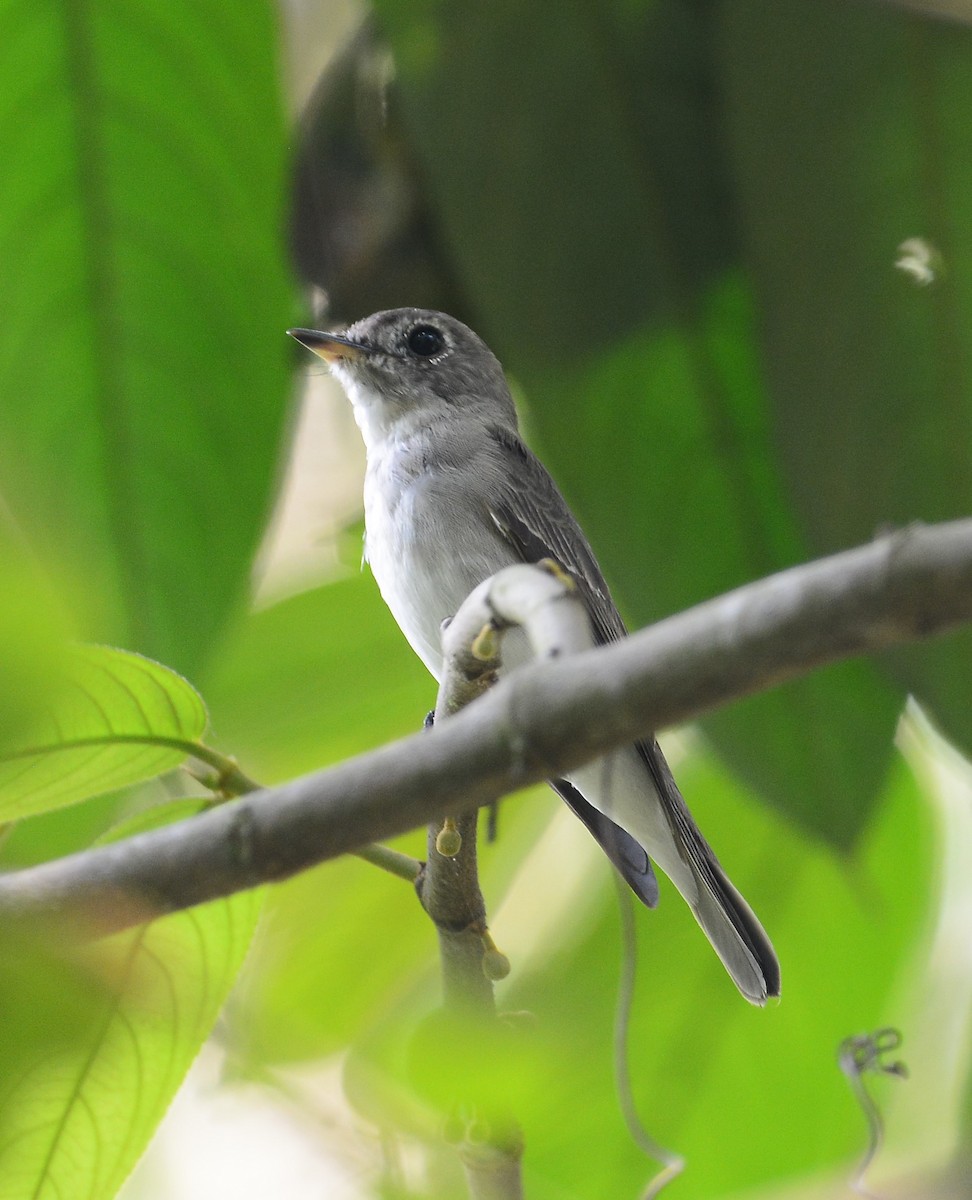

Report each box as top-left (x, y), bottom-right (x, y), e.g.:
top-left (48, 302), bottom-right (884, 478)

top-left (485, 427), bottom-right (781, 999)
top-left (485, 425), bottom-right (659, 907)
top-left (485, 427), bottom-right (627, 646)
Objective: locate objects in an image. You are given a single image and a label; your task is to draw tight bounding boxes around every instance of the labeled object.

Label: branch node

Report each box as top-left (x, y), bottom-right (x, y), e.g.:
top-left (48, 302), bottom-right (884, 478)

top-left (435, 818), bottom-right (462, 858)
top-left (227, 804), bottom-right (257, 872)
top-left (480, 929), bottom-right (511, 981)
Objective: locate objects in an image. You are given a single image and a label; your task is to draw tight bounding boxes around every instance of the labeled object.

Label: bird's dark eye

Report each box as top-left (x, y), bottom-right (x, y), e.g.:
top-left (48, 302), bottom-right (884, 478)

top-left (405, 324), bottom-right (445, 358)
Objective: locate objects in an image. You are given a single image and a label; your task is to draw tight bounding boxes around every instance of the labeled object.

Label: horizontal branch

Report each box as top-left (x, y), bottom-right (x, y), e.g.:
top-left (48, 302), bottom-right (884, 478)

top-left (2, 517), bottom-right (971, 934)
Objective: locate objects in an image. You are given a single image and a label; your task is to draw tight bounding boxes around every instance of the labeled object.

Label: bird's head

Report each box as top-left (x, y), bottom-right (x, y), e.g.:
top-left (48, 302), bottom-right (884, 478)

top-left (288, 308), bottom-right (517, 445)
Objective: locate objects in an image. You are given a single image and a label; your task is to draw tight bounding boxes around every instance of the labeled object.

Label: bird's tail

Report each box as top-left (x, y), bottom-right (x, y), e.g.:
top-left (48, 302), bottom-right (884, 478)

top-left (638, 739), bottom-right (781, 1006)
top-left (685, 843), bottom-right (780, 1006)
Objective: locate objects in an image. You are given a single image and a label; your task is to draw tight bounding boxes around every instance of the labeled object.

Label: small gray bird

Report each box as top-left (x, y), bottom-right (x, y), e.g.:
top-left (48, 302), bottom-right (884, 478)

top-left (289, 309), bottom-right (780, 1005)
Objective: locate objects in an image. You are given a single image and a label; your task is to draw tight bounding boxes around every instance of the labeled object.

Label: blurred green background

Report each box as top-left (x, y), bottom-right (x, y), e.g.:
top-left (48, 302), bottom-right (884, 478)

top-left (0, 0), bottom-right (970, 1197)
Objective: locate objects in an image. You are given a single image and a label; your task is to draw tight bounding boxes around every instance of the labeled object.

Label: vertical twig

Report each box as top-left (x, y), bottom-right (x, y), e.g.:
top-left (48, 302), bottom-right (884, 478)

top-left (415, 607), bottom-right (522, 1199)
top-left (612, 876), bottom-right (684, 1198)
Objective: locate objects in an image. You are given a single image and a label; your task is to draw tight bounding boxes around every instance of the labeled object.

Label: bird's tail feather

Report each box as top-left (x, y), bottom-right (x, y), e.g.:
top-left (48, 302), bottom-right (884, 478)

top-left (552, 778), bottom-right (660, 908)
top-left (686, 847), bottom-right (780, 1006)
top-left (637, 738), bottom-right (781, 1006)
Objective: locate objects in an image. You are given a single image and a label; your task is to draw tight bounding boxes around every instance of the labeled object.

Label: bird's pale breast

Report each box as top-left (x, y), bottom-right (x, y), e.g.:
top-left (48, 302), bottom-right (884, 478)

top-left (363, 435), bottom-right (515, 679)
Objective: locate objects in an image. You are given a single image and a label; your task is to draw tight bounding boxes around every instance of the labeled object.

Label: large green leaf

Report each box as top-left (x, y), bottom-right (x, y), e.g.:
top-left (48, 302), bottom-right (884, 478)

top-left (0, 800), bottom-right (261, 1200)
top-left (368, 0), bottom-right (726, 366)
top-left (0, 644), bottom-right (207, 820)
top-left (0, 0), bottom-right (293, 676)
top-left (719, 0), bottom-right (972, 757)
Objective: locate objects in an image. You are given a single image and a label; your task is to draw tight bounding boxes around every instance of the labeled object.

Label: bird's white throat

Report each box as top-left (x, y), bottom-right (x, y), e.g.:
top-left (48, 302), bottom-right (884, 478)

top-left (330, 367), bottom-right (434, 453)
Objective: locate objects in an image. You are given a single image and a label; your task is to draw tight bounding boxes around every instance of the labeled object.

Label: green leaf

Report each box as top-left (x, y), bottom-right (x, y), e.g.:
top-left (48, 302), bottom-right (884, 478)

top-left (0, 931), bottom-right (111, 1109)
top-left (719, 0), bottom-right (972, 758)
top-left (0, 800), bottom-right (262, 1200)
top-left (0, 0), bottom-right (294, 676)
top-left (369, 0), bottom-right (730, 368)
top-left (0, 645), bottom-right (207, 820)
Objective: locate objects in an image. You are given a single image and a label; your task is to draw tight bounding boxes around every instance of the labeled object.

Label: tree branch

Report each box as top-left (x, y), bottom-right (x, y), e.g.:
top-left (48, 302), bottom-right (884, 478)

top-left (417, 596), bottom-right (502, 1017)
top-left (1, 518), bottom-right (971, 933)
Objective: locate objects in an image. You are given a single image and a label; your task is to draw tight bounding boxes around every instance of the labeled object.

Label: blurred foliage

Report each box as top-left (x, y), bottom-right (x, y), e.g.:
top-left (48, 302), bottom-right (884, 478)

top-left (203, 573), bottom-right (431, 781)
top-left (0, 532), bottom-right (72, 751)
top-left (0, 0), bottom-right (292, 1195)
top-left (0, 0), bottom-right (967, 1199)
top-left (0, 801), bottom-right (261, 1200)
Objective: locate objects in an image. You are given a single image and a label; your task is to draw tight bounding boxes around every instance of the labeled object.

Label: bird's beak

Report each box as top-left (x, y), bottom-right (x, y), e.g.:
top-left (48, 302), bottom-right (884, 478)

top-left (287, 327), bottom-right (368, 363)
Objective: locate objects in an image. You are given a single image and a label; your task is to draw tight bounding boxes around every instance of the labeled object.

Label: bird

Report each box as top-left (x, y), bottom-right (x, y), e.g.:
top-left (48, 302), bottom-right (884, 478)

top-left (288, 308), bottom-right (780, 1005)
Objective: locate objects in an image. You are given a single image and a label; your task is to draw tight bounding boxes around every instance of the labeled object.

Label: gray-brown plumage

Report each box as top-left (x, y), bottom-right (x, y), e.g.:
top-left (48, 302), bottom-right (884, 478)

top-left (289, 308), bottom-right (780, 1004)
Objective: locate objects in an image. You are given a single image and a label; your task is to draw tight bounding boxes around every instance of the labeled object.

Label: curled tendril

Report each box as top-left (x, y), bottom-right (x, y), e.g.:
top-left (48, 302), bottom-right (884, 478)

top-left (838, 1028), bottom-right (908, 1198)
top-left (613, 877), bottom-right (685, 1199)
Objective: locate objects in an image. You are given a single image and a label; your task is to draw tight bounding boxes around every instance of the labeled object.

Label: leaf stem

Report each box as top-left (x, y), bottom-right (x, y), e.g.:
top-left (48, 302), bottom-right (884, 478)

top-left (353, 842), bottom-right (422, 881)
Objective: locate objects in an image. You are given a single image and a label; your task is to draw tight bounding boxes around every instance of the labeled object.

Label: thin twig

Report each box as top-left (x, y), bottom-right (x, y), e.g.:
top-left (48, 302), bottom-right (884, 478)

top-left (612, 875), bottom-right (684, 1198)
top-left (352, 842), bottom-right (422, 881)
